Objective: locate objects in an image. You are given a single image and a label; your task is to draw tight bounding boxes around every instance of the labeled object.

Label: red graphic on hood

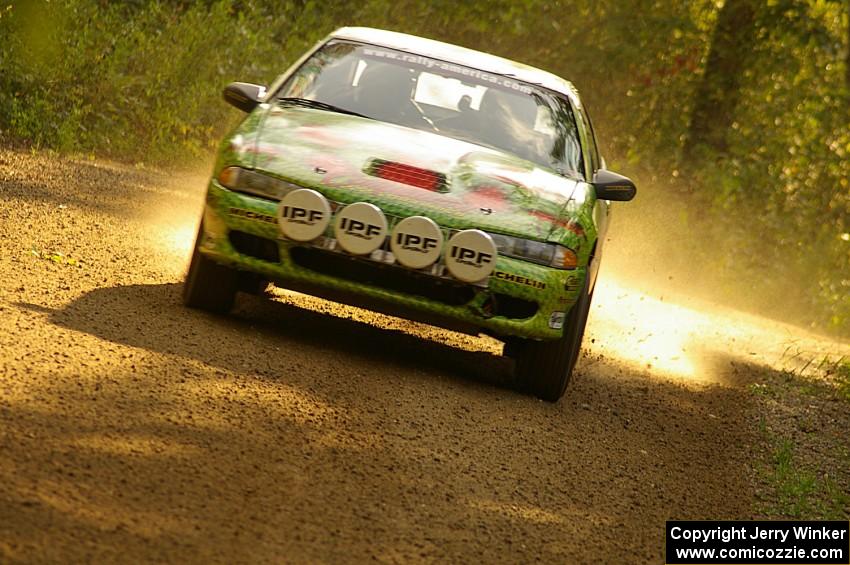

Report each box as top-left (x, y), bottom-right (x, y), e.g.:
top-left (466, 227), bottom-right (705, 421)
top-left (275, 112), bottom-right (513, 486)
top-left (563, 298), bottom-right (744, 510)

top-left (244, 142), bottom-right (289, 157)
top-left (530, 210), bottom-right (585, 236)
top-left (464, 185), bottom-right (509, 209)
top-left (294, 126), bottom-right (347, 148)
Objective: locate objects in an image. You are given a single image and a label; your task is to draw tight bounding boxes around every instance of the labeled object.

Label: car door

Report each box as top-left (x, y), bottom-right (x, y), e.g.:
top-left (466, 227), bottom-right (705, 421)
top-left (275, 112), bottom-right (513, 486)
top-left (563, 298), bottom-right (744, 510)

top-left (574, 101), bottom-right (609, 292)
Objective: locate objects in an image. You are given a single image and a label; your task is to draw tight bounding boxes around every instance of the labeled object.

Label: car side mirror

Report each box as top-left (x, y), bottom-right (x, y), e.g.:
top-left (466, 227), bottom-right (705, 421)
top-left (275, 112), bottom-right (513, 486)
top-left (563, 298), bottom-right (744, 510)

top-left (223, 82), bottom-right (266, 113)
top-left (592, 169), bottom-right (636, 201)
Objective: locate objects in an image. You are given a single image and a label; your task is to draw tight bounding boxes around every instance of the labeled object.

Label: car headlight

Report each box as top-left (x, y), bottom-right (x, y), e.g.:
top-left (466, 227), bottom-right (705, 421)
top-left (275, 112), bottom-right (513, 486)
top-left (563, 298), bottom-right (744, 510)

top-left (217, 166), bottom-right (299, 200)
top-left (488, 232), bottom-right (578, 269)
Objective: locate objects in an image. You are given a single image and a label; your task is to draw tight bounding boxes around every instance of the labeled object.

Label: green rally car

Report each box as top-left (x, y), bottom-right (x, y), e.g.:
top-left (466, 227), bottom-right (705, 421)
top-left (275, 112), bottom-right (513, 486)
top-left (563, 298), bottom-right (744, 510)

top-left (184, 27), bottom-right (636, 401)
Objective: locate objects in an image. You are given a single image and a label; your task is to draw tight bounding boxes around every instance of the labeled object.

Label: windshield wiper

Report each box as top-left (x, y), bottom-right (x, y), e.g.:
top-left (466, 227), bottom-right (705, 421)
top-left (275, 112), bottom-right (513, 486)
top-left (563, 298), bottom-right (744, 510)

top-left (277, 97), bottom-right (369, 119)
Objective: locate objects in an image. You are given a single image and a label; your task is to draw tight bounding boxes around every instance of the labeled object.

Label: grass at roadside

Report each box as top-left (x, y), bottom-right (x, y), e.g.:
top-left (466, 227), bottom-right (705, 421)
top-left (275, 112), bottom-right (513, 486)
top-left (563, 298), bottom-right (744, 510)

top-left (836, 360), bottom-right (850, 403)
top-left (761, 437), bottom-right (848, 519)
top-left (749, 361), bottom-right (850, 520)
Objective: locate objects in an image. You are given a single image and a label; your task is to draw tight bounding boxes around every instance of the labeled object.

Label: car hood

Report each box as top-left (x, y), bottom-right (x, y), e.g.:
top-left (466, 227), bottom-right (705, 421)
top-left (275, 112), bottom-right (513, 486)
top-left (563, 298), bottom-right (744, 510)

top-left (242, 106), bottom-right (586, 241)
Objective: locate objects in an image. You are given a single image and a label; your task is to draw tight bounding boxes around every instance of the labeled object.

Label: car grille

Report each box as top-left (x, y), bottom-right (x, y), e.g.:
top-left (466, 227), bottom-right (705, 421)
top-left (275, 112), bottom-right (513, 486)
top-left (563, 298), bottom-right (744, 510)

top-left (289, 247), bottom-right (475, 306)
top-left (364, 158), bottom-right (449, 193)
top-left (227, 231), bottom-right (539, 320)
top-left (229, 231), bottom-right (281, 263)
top-left (491, 294), bottom-right (538, 319)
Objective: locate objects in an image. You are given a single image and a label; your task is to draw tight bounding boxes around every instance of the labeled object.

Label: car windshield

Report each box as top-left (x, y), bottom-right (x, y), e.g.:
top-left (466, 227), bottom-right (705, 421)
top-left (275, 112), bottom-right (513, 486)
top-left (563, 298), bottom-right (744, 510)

top-left (275, 40), bottom-right (583, 176)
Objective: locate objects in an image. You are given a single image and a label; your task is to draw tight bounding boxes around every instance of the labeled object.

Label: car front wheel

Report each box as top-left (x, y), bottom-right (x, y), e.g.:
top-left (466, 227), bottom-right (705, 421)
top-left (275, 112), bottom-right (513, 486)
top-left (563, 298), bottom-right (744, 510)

top-left (183, 225), bottom-right (239, 314)
top-left (512, 280), bottom-right (593, 402)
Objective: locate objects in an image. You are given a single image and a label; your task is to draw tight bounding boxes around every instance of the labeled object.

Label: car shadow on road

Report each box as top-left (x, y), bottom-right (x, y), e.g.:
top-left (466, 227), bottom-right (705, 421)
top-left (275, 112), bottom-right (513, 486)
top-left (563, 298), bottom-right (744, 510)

top-left (5, 281), bottom-right (762, 562)
top-left (31, 282), bottom-right (516, 392)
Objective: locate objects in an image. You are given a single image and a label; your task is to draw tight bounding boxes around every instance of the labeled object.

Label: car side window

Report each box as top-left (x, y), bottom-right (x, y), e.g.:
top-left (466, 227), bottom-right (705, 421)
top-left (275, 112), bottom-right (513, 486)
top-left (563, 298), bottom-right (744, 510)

top-left (579, 105), bottom-right (601, 173)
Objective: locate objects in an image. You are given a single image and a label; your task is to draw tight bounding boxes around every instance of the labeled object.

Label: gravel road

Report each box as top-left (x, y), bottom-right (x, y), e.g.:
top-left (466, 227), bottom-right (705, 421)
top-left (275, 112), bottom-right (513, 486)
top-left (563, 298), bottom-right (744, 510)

top-left (0, 149), bottom-right (845, 563)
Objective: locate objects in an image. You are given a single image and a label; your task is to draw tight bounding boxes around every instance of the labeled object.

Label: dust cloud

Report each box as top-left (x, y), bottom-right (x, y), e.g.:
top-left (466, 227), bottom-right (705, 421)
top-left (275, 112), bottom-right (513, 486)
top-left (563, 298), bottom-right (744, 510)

top-left (590, 177), bottom-right (849, 386)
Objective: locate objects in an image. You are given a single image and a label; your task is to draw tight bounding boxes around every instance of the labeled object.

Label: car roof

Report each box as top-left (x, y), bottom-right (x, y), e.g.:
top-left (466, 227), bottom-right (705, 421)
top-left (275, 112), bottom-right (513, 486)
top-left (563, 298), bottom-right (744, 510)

top-left (329, 27), bottom-right (581, 106)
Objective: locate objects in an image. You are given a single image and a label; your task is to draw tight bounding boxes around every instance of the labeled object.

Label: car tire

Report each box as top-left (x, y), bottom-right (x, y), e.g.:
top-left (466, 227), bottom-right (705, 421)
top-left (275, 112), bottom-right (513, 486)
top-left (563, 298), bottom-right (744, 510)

top-left (513, 279), bottom-right (593, 402)
top-left (183, 225), bottom-right (239, 314)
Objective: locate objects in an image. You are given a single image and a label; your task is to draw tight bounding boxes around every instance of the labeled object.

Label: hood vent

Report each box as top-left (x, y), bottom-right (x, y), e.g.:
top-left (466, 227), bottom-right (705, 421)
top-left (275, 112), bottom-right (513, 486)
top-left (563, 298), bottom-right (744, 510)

top-left (365, 159), bottom-right (448, 193)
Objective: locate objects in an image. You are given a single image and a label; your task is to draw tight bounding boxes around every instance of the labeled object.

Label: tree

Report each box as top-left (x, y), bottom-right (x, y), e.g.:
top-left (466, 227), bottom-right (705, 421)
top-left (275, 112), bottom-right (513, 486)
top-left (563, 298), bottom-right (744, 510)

top-left (846, 0), bottom-right (850, 89)
top-left (685, 0), bottom-right (757, 159)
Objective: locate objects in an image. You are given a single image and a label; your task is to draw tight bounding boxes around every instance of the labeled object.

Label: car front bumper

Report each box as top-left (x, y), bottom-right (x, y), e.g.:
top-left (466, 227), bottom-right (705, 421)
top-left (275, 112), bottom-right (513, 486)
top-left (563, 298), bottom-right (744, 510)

top-left (197, 180), bottom-right (586, 341)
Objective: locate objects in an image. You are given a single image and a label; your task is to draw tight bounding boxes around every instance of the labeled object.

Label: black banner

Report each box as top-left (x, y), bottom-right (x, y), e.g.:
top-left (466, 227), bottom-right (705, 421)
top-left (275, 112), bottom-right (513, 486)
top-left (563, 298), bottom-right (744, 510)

top-left (666, 521), bottom-right (849, 564)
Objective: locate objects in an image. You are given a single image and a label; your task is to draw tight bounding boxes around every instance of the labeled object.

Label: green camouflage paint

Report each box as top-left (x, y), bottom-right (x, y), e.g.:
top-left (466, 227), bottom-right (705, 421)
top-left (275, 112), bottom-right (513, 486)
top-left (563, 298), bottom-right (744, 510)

top-left (201, 96), bottom-right (598, 341)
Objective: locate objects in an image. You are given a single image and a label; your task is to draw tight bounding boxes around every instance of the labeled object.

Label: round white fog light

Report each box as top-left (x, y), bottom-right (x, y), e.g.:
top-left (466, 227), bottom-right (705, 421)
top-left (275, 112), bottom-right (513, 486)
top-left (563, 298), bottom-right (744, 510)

top-left (277, 189), bottom-right (332, 242)
top-left (390, 216), bottom-right (443, 269)
top-left (334, 202), bottom-right (388, 255)
top-left (445, 229), bottom-right (498, 282)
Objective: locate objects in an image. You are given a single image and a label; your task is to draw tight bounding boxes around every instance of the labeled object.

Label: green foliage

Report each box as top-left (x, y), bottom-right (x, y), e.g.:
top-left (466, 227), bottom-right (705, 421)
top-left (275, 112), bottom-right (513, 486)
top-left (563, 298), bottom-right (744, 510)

top-left (0, 0), bottom-right (847, 333)
top-left (0, 0), bottom-right (342, 160)
top-left (765, 438), bottom-right (849, 519)
top-left (837, 360), bottom-right (850, 402)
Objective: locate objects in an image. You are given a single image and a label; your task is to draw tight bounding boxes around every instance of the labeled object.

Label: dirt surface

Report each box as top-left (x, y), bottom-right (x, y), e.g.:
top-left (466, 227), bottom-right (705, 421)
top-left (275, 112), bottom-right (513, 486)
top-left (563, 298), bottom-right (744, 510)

top-left (0, 149), bottom-right (847, 563)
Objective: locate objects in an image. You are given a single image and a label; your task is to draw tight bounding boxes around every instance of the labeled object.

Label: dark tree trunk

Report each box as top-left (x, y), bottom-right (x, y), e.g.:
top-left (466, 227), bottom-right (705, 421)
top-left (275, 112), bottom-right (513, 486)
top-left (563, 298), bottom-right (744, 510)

top-left (686, 0), bottom-right (758, 159)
